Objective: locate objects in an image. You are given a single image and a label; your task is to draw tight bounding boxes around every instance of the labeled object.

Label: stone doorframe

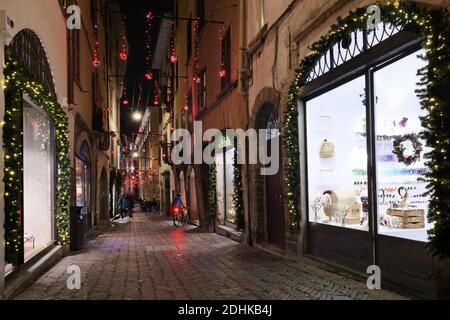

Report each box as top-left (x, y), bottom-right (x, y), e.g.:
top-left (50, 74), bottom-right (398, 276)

top-left (248, 87), bottom-right (291, 248)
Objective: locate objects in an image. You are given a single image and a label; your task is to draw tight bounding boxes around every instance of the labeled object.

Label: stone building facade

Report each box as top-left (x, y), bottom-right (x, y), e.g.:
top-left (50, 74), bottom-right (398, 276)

top-left (0, 0), bottom-right (125, 299)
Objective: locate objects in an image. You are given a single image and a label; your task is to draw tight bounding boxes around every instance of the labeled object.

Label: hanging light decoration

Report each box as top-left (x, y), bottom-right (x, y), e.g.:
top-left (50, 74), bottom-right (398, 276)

top-left (193, 17), bottom-right (201, 83)
top-left (184, 90), bottom-right (189, 111)
top-left (92, 14), bottom-right (101, 68)
top-left (169, 19), bottom-right (178, 64)
top-left (120, 15), bottom-right (128, 61)
top-left (219, 25), bottom-right (226, 78)
top-left (144, 11), bottom-right (154, 81)
top-left (121, 79), bottom-right (129, 105)
top-left (153, 80), bottom-right (160, 106)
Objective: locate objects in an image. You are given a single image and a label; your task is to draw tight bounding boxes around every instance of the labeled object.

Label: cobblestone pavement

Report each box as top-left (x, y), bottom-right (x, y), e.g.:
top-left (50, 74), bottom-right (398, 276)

top-left (14, 212), bottom-right (406, 300)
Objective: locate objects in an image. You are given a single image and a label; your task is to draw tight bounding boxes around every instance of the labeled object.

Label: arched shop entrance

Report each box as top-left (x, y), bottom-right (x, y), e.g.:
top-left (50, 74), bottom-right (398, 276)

top-left (255, 102), bottom-right (285, 249)
top-left (99, 168), bottom-right (109, 222)
top-left (284, 3), bottom-right (450, 298)
top-left (3, 29), bottom-right (70, 272)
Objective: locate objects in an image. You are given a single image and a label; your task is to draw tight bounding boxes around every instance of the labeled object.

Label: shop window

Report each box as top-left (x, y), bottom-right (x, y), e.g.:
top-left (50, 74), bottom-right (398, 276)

top-left (215, 137), bottom-right (236, 225)
top-left (215, 150), bottom-right (225, 223)
top-left (76, 142), bottom-right (91, 230)
top-left (225, 147), bottom-right (236, 224)
top-left (23, 97), bottom-right (56, 261)
top-left (306, 76), bottom-right (368, 231)
top-left (305, 46), bottom-right (431, 240)
top-left (374, 50), bottom-right (431, 242)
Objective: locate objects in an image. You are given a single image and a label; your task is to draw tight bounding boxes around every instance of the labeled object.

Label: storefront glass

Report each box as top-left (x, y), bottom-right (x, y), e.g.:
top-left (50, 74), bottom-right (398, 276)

top-left (23, 98), bottom-right (55, 261)
top-left (306, 76), bottom-right (369, 231)
top-left (225, 148), bottom-right (236, 224)
top-left (76, 156), bottom-right (91, 221)
top-left (374, 50), bottom-right (432, 242)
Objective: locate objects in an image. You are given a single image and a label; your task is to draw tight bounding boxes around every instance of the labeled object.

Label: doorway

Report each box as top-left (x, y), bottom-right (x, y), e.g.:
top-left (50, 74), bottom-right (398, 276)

top-left (256, 102), bottom-right (286, 249)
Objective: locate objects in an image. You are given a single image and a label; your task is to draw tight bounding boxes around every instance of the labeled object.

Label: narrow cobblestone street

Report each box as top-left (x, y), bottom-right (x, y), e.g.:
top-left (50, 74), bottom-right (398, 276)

top-left (14, 211), bottom-right (406, 300)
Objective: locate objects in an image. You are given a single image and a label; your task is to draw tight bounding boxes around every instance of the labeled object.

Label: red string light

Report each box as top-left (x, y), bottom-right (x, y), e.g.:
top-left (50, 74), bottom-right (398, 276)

top-left (120, 15), bottom-right (128, 61)
top-left (184, 90), bottom-right (189, 111)
top-left (193, 17), bottom-right (201, 83)
top-left (169, 19), bottom-right (178, 63)
top-left (92, 14), bottom-right (101, 68)
top-left (145, 11), bottom-right (154, 81)
top-left (121, 79), bottom-right (129, 105)
top-left (153, 80), bottom-right (160, 106)
top-left (219, 25), bottom-right (226, 78)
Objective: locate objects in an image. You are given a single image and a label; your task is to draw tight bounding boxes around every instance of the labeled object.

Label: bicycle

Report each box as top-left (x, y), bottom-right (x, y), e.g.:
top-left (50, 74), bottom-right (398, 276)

top-left (172, 206), bottom-right (189, 226)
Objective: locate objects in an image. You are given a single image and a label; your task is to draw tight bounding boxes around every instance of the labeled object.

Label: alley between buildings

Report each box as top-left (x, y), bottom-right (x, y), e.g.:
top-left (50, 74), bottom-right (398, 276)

top-left (14, 208), bottom-right (405, 301)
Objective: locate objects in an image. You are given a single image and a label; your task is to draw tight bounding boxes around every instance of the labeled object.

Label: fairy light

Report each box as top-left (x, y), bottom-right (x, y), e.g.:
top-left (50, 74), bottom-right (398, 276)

top-left (193, 17), bottom-right (201, 83)
top-left (120, 15), bottom-right (128, 61)
top-left (145, 11), bottom-right (154, 81)
top-left (169, 19), bottom-right (178, 64)
top-left (92, 14), bottom-right (101, 68)
top-left (121, 79), bottom-right (129, 105)
top-left (219, 25), bottom-right (226, 78)
top-left (153, 80), bottom-right (160, 106)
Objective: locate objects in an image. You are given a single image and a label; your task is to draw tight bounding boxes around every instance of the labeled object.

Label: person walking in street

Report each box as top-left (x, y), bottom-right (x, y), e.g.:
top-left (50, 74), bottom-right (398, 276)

top-left (151, 198), bottom-right (159, 214)
top-left (127, 195), bottom-right (134, 218)
top-left (171, 193), bottom-right (185, 227)
top-left (117, 194), bottom-right (128, 220)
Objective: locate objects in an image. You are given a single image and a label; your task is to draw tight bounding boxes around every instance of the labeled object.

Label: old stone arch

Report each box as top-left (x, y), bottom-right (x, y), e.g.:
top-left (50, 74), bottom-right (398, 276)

top-left (250, 87), bottom-right (286, 249)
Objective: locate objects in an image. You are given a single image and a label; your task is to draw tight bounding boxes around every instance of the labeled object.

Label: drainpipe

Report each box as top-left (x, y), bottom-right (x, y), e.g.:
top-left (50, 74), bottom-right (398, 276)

top-left (238, 0), bottom-right (252, 246)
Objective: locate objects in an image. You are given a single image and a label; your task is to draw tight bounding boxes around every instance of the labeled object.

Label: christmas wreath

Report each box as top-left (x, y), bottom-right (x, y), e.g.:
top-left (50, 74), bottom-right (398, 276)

top-left (392, 133), bottom-right (423, 166)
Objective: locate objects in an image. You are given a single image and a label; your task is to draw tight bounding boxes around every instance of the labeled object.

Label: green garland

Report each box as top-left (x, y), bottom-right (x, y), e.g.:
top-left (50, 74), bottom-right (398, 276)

top-left (207, 163), bottom-right (217, 218)
top-left (283, 1), bottom-right (450, 257)
top-left (4, 58), bottom-right (71, 264)
top-left (233, 147), bottom-right (245, 232)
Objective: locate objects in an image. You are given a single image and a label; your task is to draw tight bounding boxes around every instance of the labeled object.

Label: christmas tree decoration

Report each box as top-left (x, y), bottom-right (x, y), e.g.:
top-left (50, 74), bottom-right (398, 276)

top-left (169, 19), bottom-right (178, 64)
top-left (3, 58), bottom-right (71, 264)
top-left (193, 17), bottom-right (201, 83)
top-left (144, 11), bottom-right (154, 81)
top-left (283, 1), bottom-right (450, 257)
top-left (219, 25), bottom-right (226, 78)
top-left (119, 15), bottom-right (128, 61)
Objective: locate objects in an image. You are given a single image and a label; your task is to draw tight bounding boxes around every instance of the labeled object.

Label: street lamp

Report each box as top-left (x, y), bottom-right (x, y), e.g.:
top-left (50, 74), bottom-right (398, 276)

top-left (132, 111), bottom-right (142, 121)
top-left (132, 152), bottom-right (139, 158)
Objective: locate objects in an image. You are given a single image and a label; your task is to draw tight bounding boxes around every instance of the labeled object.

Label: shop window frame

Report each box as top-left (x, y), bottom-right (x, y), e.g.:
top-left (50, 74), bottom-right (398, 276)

top-left (300, 30), bottom-right (423, 270)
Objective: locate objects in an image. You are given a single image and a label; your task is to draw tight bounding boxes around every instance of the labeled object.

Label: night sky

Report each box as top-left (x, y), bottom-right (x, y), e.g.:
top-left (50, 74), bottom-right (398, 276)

top-left (118, 0), bottom-right (173, 140)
